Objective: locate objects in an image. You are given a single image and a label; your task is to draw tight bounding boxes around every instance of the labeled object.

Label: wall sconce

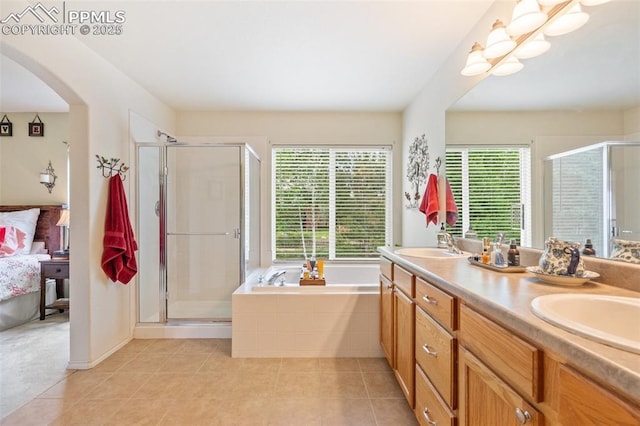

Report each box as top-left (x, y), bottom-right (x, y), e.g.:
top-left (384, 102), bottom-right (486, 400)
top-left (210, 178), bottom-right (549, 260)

top-left (39, 161), bottom-right (57, 193)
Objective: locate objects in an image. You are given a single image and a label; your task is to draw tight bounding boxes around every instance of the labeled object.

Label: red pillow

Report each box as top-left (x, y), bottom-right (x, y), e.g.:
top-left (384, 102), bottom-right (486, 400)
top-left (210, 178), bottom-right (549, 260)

top-left (0, 226), bottom-right (26, 257)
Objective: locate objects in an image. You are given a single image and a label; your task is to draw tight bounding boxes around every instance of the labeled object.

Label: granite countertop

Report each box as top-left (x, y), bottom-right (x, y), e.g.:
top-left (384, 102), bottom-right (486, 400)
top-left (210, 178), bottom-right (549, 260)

top-left (378, 246), bottom-right (640, 403)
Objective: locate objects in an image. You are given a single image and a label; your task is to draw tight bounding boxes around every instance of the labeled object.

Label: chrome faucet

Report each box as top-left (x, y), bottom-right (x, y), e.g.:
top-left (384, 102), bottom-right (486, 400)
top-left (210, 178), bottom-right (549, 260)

top-left (444, 232), bottom-right (463, 254)
top-left (266, 270), bottom-right (287, 285)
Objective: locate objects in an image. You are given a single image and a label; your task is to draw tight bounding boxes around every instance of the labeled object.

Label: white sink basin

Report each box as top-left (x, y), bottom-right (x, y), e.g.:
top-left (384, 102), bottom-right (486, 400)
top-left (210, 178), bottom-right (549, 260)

top-left (394, 247), bottom-right (465, 259)
top-left (531, 294), bottom-right (640, 354)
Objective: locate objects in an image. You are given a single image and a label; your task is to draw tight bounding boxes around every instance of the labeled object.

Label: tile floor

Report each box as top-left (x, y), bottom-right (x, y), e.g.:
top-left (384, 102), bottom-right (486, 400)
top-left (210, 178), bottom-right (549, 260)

top-left (2, 332), bottom-right (418, 425)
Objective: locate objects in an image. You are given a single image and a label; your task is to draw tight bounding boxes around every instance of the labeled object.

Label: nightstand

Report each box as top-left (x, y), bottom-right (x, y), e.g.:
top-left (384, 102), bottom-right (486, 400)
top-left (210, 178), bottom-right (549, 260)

top-left (40, 259), bottom-right (69, 320)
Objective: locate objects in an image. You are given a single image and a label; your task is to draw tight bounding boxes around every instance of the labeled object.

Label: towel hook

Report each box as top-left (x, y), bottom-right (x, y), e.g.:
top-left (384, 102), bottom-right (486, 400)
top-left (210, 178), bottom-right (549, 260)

top-left (96, 155), bottom-right (128, 180)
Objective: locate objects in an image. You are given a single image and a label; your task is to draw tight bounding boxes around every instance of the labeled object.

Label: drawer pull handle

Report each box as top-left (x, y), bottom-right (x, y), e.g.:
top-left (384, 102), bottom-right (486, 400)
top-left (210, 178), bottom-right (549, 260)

top-left (422, 408), bottom-right (437, 426)
top-left (422, 295), bottom-right (438, 305)
top-left (55, 268), bottom-right (62, 273)
top-left (422, 344), bottom-right (438, 357)
top-left (386, 283), bottom-right (392, 289)
top-left (515, 408), bottom-right (532, 424)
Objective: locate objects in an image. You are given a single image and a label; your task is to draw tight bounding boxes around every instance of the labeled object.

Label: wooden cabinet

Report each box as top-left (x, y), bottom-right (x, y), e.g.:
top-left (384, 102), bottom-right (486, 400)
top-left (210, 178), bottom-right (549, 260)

top-left (395, 287), bottom-right (415, 407)
top-left (415, 306), bottom-right (456, 408)
top-left (556, 363), bottom-right (640, 426)
top-left (458, 303), bottom-right (542, 403)
top-left (459, 346), bottom-right (543, 426)
top-left (380, 273), bottom-right (394, 366)
top-left (380, 255), bottom-right (640, 426)
top-left (40, 259), bottom-right (70, 320)
top-left (415, 364), bottom-right (456, 426)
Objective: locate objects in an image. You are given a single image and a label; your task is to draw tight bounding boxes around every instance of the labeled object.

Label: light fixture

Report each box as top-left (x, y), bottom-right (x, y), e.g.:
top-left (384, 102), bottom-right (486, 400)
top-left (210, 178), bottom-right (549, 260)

top-left (580, 0), bottom-right (611, 5)
top-left (55, 208), bottom-right (70, 257)
top-left (460, 0), bottom-right (608, 77)
top-left (544, 4), bottom-right (589, 36)
top-left (514, 33), bottom-right (551, 59)
top-left (39, 161), bottom-right (57, 193)
top-left (491, 56), bottom-right (524, 76)
top-left (461, 42), bottom-right (492, 76)
top-left (483, 20), bottom-right (516, 59)
top-left (507, 0), bottom-right (547, 36)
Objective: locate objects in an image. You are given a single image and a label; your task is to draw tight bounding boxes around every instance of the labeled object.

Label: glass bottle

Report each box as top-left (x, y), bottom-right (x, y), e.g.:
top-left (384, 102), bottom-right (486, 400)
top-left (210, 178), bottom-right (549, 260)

top-left (508, 239), bottom-right (520, 267)
top-left (582, 239), bottom-right (596, 256)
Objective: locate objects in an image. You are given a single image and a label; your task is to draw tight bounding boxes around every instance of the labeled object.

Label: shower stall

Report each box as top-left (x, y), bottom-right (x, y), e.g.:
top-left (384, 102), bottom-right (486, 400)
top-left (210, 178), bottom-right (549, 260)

top-left (136, 142), bottom-right (260, 323)
top-left (544, 141), bottom-right (640, 257)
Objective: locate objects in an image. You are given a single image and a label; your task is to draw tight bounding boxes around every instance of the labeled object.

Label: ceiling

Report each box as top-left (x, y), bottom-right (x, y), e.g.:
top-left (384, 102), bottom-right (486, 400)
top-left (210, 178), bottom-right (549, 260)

top-left (0, 0), bottom-right (638, 113)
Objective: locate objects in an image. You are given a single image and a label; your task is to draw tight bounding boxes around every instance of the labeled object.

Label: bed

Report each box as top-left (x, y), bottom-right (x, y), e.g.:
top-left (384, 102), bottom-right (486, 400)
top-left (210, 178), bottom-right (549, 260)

top-left (0, 205), bottom-right (63, 331)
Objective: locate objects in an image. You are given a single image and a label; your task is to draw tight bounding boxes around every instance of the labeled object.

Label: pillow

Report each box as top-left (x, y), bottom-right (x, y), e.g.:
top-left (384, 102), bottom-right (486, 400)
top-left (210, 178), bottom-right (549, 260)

top-left (0, 226), bottom-right (26, 257)
top-left (29, 241), bottom-right (48, 255)
top-left (0, 208), bottom-right (40, 255)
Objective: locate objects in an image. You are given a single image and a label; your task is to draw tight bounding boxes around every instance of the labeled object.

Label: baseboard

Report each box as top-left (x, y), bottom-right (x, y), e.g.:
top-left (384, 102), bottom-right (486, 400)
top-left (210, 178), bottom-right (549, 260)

top-left (67, 336), bottom-right (132, 370)
top-left (133, 322), bottom-right (232, 339)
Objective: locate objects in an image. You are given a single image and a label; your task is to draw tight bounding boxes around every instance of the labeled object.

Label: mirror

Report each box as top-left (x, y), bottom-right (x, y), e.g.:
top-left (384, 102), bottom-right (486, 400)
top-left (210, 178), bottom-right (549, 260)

top-left (446, 0), bottom-right (640, 261)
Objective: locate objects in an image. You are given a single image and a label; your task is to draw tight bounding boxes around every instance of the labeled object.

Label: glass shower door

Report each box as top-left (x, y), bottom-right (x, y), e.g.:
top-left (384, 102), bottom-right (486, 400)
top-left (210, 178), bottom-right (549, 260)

top-left (165, 145), bottom-right (241, 321)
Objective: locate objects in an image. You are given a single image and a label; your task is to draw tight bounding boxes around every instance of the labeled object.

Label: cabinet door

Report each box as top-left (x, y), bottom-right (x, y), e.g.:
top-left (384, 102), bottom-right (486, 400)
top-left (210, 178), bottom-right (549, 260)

top-left (380, 274), bottom-right (394, 367)
top-left (557, 364), bottom-right (640, 426)
top-left (394, 288), bottom-right (415, 408)
top-left (459, 347), bottom-right (542, 426)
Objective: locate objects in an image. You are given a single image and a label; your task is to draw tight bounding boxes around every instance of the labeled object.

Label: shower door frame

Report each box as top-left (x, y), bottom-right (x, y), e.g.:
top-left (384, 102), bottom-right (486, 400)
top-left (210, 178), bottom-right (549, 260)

top-left (138, 142), bottom-right (248, 323)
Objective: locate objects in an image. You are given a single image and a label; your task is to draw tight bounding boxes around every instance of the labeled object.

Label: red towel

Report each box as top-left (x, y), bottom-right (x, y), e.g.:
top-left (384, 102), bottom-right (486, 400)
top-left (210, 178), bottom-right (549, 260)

top-left (445, 178), bottom-right (458, 227)
top-left (418, 174), bottom-right (439, 226)
top-left (101, 175), bottom-right (138, 284)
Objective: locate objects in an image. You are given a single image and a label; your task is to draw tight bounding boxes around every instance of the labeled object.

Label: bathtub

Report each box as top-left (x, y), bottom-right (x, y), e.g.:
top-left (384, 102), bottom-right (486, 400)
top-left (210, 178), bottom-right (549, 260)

top-left (232, 263), bottom-right (383, 358)
top-left (249, 263), bottom-right (379, 292)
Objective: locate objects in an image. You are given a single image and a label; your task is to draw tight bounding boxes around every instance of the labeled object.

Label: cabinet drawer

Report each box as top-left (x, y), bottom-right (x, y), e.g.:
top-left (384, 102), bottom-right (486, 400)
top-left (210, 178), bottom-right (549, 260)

top-left (415, 276), bottom-right (456, 331)
top-left (42, 263), bottom-right (69, 278)
top-left (393, 265), bottom-right (414, 298)
top-left (415, 365), bottom-right (455, 426)
top-left (459, 304), bottom-right (542, 402)
top-left (415, 306), bottom-right (456, 409)
top-left (558, 364), bottom-right (640, 426)
top-left (380, 257), bottom-right (393, 281)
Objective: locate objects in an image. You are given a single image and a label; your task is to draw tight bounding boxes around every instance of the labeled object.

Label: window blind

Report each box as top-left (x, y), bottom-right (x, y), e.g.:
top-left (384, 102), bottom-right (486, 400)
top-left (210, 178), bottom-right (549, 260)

top-left (446, 146), bottom-right (531, 245)
top-left (273, 147), bottom-right (392, 260)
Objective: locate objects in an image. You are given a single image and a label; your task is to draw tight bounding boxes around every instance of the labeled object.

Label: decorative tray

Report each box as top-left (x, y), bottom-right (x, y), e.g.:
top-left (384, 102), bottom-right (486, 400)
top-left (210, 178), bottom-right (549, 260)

top-left (467, 257), bottom-right (527, 273)
top-left (525, 266), bottom-right (600, 287)
top-left (299, 277), bottom-right (326, 286)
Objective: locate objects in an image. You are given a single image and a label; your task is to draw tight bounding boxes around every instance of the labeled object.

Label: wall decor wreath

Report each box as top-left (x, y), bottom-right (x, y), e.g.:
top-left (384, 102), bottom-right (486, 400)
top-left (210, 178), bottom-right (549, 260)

top-left (405, 134), bottom-right (430, 209)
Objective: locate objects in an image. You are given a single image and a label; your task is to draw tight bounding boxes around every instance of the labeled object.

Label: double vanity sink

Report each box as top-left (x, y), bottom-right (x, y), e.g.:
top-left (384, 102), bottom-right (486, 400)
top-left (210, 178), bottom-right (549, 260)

top-left (394, 247), bottom-right (640, 355)
top-left (394, 247), bottom-right (466, 259)
top-left (532, 293), bottom-right (640, 355)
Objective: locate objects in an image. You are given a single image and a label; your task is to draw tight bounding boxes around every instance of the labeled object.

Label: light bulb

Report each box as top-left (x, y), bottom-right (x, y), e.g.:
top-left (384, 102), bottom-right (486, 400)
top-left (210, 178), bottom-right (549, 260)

top-left (545, 4), bottom-right (589, 36)
top-left (484, 20), bottom-right (516, 59)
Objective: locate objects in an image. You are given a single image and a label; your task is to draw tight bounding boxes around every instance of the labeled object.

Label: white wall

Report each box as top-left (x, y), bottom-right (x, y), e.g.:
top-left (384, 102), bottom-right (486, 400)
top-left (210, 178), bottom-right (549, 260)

top-left (401, 1), bottom-right (512, 247)
top-left (0, 112), bottom-right (69, 204)
top-left (2, 15), bottom-right (175, 368)
top-left (177, 111), bottom-right (403, 262)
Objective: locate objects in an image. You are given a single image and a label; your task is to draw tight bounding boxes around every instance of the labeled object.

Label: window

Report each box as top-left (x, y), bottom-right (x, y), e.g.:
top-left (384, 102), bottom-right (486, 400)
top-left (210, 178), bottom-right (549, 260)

top-left (445, 146), bottom-right (531, 245)
top-left (273, 147), bottom-right (392, 260)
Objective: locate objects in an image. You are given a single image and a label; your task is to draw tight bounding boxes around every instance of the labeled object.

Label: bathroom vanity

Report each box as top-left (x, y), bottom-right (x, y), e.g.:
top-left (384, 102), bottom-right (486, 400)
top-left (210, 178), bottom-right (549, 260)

top-left (378, 247), bottom-right (640, 426)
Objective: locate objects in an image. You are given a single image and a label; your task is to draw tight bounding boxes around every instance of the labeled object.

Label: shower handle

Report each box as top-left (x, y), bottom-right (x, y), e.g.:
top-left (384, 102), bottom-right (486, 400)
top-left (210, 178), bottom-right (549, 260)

top-left (167, 232), bottom-right (232, 236)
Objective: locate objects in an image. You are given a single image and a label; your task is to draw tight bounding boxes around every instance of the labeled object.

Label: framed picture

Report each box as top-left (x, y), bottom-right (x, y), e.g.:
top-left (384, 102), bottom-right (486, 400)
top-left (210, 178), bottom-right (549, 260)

top-left (0, 115), bottom-right (12, 137)
top-left (29, 114), bottom-right (44, 137)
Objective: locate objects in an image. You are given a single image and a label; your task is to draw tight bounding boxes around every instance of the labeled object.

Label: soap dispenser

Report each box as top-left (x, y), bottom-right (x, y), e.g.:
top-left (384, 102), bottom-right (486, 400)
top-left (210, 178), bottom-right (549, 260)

top-left (437, 223), bottom-right (448, 248)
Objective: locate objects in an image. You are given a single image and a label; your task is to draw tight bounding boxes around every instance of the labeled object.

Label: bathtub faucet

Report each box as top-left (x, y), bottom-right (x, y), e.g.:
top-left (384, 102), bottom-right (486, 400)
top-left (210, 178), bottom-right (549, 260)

top-left (266, 270), bottom-right (287, 285)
